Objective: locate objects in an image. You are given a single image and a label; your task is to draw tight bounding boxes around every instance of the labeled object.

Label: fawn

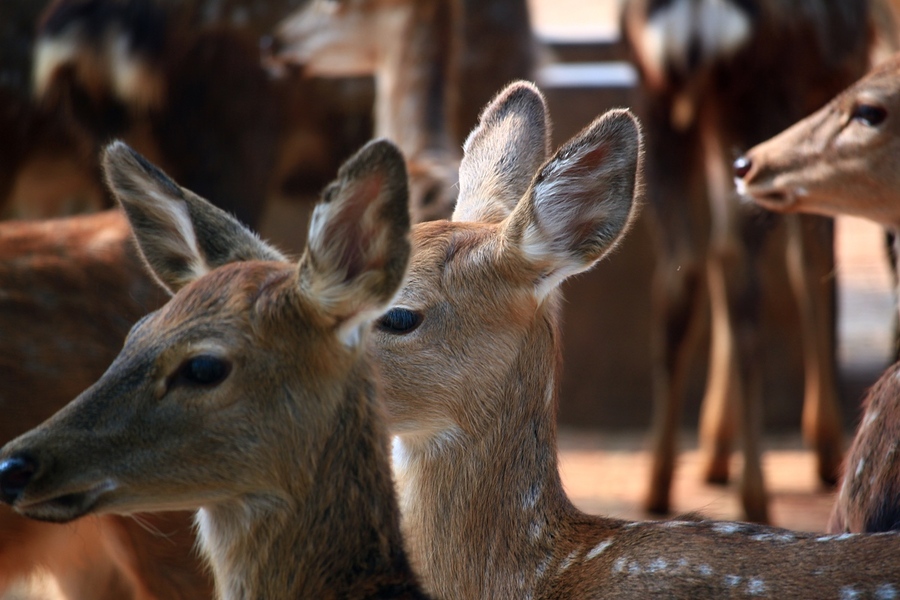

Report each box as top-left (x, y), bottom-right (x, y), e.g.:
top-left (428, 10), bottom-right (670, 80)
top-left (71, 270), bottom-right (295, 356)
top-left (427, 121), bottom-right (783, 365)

top-left (0, 139), bottom-right (429, 599)
top-left (736, 52), bottom-right (900, 533)
top-left (370, 80), bottom-right (900, 598)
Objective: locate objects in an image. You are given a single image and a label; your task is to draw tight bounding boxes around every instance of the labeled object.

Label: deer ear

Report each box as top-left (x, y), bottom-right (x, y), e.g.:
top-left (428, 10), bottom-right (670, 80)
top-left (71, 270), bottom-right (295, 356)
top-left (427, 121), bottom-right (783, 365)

top-left (299, 139), bottom-right (411, 346)
top-left (453, 81), bottom-right (551, 224)
top-left (102, 141), bottom-right (283, 294)
top-left (505, 109), bottom-right (643, 299)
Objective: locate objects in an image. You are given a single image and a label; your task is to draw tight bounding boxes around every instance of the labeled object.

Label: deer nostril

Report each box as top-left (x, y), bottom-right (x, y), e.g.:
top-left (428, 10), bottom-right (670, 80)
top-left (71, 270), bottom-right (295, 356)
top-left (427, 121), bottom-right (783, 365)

top-left (733, 155), bottom-right (752, 179)
top-left (0, 455), bottom-right (38, 504)
top-left (259, 34), bottom-right (281, 58)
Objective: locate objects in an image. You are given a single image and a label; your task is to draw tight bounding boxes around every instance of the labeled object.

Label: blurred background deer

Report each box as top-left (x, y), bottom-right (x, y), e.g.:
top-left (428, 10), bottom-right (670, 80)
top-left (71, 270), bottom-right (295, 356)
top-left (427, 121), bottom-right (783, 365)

top-left (622, 0), bottom-right (897, 523)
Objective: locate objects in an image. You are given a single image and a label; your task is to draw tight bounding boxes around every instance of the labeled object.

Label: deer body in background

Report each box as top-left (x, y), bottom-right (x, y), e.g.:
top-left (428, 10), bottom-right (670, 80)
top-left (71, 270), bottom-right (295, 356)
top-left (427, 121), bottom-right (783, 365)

top-left (32, 0), bottom-right (281, 228)
top-left (0, 139), bottom-right (428, 600)
top-left (271, 0), bottom-right (461, 222)
top-left (270, 0), bottom-right (535, 223)
top-left (621, 0), bottom-right (874, 522)
top-left (368, 80), bottom-right (900, 600)
top-left (0, 209), bottom-right (213, 598)
top-left (736, 53), bottom-right (900, 533)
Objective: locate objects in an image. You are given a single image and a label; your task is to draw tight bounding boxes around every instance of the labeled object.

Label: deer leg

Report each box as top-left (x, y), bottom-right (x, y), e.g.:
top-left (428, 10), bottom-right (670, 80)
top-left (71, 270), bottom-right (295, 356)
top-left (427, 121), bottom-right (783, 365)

top-left (698, 109), bottom-right (768, 522)
top-left (698, 262), bottom-right (738, 486)
top-left (640, 95), bottom-right (709, 515)
top-left (707, 238), bottom-right (769, 523)
top-left (786, 214), bottom-right (843, 486)
top-left (645, 259), bottom-right (707, 514)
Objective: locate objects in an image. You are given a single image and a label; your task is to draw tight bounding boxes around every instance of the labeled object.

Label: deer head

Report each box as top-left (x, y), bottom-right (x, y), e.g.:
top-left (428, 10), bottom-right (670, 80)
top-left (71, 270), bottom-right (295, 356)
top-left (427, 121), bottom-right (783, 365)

top-left (0, 137), bottom-right (410, 524)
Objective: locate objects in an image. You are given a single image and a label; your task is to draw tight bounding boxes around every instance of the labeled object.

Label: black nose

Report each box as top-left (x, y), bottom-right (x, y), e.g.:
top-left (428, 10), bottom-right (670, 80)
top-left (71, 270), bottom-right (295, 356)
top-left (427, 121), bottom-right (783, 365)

top-left (733, 155), bottom-right (752, 179)
top-left (259, 34), bottom-right (281, 58)
top-left (0, 455), bottom-right (38, 504)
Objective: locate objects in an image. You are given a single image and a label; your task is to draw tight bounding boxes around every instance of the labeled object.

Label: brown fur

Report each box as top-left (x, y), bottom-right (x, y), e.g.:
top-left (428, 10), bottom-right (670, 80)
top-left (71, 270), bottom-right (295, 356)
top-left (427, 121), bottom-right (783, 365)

top-left (371, 80), bottom-right (900, 600)
top-left (738, 54), bottom-right (900, 533)
top-left (34, 0), bottom-right (281, 228)
top-left (271, 0), bottom-right (535, 223)
top-left (0, 209), bottom-right (212, 598)
top-left (0, 140), bottom-right (428, 599)
top-left (739, 54), bottom-right (900, 229)
top-left (272, 0), bottom-right (461, 222)
top-left (621, 0), bottom-right (874, 522)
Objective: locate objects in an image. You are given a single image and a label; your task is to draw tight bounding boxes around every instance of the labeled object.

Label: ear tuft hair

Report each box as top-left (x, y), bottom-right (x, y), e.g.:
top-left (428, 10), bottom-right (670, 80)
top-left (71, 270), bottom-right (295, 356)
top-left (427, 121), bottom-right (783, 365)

top-left (300, 138), bottom-right (411, 346)
top-left (506, 108), bottom-right (643, 299)
top-left (103, 141), bottom-right (283, 294)
top-left (453, 81), bottom-right (551, 224)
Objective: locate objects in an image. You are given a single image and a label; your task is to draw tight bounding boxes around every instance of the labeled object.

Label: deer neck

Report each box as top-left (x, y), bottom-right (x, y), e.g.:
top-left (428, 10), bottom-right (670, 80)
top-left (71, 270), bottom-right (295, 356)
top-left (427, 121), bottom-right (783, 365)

top-left (197, 366), bottom-right (423, 600)
top-left (392, 299), bottom-right (607, 598)
top-left (374, 1), bottom-right (456, 160)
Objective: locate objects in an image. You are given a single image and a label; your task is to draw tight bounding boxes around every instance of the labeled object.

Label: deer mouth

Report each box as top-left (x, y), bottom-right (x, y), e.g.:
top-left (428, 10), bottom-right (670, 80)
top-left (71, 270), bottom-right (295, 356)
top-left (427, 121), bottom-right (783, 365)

top-left (15, 479), bottom-right (117, 523)
top-left (736, 179), bottom-right (797, 213)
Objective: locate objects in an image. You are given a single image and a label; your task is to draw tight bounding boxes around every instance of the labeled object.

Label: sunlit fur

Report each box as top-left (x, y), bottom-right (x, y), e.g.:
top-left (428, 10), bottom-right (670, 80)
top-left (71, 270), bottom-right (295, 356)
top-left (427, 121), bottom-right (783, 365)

top-left (371, 81), bottom-right (900, 599)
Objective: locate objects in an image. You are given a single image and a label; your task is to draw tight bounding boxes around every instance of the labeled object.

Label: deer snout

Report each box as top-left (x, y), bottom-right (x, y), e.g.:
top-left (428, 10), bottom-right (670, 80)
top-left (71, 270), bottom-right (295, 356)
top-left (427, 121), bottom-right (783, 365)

top-left (733, 155), bottom-right (752, 179)
top-left (0, 454), bottom-right (38, 504)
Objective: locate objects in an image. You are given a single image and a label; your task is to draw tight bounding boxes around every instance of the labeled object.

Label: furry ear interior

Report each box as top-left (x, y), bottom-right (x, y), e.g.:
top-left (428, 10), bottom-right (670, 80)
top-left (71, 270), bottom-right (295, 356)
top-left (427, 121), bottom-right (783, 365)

top-left (103, 141), bottom-right (283, 294)
top-left (505, 109), bottom-right (643, 299)
top-left (452, 81), bottom-right (551, 224)
top-left (299, 138), bottom-right (411, 346)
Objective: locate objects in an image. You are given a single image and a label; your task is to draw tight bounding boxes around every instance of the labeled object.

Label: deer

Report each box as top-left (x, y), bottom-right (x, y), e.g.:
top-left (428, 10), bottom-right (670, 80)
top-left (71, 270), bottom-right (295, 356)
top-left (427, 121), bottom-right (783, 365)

top-left (0, 138), bottom-right (430, 600)
top-left (0, 209), bottom-right (214, 598)
top-left (366, 79), bottom-right (900, 599)
top-left (268, 0), bottom-right (535, 223)
top-left (269, 0), bottom-right (462, 223)
top-left (735, 52), bottom-right (900, 534)
top-left (620, 0), bottom-right (876, 523)
top-left (31, 0), bottom-right (283, 228)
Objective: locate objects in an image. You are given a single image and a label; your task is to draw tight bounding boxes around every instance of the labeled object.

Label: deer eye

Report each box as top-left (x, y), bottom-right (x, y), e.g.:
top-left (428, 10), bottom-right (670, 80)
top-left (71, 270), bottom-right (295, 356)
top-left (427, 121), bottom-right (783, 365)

top-left (174, 355), bottom-right (231, 387)
top-left (377, 308), bottom-right (422, 335)
top-left (851, 104), bottom-right (887, 126)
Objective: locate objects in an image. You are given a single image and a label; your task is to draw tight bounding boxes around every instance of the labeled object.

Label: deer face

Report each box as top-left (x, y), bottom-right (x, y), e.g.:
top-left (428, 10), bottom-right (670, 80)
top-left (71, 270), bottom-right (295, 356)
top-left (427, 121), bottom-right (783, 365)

top-left (371, 82), bottom-right (643, 444)
top-left (737, 55), bottom-right (900, 228)
top-left (0, 139), bottom-right (410, 522)
top-left (0, 262), bottom-right (317, 521)
top-left (373, 220), bottom-right (544, 439)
